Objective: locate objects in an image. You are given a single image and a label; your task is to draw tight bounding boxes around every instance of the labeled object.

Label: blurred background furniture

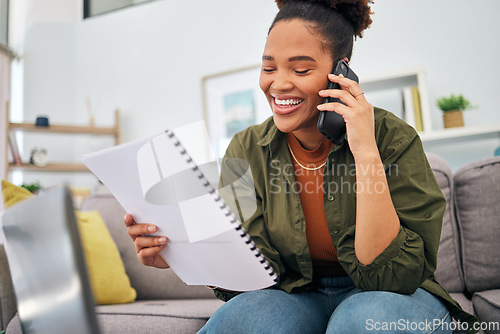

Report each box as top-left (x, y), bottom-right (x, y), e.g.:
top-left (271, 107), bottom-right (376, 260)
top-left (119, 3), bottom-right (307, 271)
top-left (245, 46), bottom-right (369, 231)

top-left (1, 192), bottom-right (223, 333)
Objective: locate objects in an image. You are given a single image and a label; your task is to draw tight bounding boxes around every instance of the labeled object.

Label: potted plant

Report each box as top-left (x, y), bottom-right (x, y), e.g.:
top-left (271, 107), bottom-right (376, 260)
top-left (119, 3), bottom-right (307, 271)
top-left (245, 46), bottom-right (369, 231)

top-left (19, 181), bottom-right (43, 194)
top-left (436, 94), bottom-right (476, 128)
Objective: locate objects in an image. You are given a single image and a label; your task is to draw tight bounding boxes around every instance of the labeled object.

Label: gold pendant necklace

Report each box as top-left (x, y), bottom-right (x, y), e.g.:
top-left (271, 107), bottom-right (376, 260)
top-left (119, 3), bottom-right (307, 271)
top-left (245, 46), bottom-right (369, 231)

top-left (287, 143), bottom-right (327, 171)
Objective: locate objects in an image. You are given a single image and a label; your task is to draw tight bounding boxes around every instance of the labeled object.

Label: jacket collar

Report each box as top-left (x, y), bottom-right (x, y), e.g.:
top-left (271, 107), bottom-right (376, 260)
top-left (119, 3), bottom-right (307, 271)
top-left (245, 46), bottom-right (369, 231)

top-left (256, 121), bottom-right (285, 159)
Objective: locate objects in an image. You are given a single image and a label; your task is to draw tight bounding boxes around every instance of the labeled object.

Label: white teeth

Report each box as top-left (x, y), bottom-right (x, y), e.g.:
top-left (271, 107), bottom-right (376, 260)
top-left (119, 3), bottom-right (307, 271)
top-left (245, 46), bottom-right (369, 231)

top-left (275, 98), bottom-right (302, 106)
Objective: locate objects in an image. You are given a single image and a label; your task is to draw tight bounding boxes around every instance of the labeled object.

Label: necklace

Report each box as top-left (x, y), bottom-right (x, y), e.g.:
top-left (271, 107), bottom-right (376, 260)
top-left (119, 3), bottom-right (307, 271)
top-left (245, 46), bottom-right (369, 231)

top-left (287, 143), bottom-right (327, 171)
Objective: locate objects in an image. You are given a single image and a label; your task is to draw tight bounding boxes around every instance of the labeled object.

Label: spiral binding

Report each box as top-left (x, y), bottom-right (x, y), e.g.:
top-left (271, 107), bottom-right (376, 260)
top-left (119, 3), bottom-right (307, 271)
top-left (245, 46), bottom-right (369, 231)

top-left (166, 130), bottom-right (278, 282)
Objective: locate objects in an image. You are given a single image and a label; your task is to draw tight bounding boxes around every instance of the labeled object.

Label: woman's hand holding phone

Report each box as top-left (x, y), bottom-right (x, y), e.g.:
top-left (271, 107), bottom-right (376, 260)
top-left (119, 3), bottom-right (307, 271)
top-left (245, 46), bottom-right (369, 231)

top-left (317, 71), bottom-right (377, 159)
top-left (124, 214), bottom-right (170, 269)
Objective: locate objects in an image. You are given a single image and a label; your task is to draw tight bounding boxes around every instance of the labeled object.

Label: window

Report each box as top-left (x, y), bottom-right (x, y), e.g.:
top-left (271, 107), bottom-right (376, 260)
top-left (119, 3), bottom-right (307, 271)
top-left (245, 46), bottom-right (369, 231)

top-left (84, 0), bottom-right (155, 18)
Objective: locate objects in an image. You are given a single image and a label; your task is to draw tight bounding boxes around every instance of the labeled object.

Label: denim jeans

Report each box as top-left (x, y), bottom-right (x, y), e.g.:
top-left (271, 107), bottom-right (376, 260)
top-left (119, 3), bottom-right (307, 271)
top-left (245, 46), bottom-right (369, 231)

top-left (198, 276), bottom-right (452, 334)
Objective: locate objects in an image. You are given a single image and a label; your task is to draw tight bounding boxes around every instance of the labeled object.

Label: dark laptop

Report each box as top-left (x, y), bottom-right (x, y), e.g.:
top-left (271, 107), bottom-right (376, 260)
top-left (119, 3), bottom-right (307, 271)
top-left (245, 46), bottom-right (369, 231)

top-left (1, 187), bottom-right (100, 334)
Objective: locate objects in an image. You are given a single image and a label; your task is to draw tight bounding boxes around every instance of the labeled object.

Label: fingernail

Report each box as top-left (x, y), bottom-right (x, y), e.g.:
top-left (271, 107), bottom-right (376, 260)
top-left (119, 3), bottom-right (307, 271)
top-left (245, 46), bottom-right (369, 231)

top-left (158, 237), bottom-right (167, 244)
top-left (317, 104), bottom-right (325, 110)
top-left (147, 225), bottom-right (157, 233)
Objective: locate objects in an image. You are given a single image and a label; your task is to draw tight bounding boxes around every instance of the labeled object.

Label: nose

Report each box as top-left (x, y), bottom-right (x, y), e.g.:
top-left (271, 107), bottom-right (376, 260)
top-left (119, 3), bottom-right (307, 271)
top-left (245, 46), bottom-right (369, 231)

top-left (271, 71), bottom-right (293, 92)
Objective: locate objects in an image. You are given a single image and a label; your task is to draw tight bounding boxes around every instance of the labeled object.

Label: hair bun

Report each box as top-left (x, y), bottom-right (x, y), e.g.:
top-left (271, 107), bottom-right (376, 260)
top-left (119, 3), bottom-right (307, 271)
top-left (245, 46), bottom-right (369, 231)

top-left (275, 0), bottom-right (374, 38)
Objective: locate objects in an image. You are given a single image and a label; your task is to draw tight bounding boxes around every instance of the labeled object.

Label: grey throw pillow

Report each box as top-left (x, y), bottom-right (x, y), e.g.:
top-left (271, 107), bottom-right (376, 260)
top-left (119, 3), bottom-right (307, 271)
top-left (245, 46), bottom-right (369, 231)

top-left (454, 157), bottom-right (500, 293)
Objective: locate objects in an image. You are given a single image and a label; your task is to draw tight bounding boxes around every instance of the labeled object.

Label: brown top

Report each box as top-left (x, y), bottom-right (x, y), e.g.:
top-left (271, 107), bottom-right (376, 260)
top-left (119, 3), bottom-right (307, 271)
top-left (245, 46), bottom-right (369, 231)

top-left (286, 133), bottom-right (346, 277)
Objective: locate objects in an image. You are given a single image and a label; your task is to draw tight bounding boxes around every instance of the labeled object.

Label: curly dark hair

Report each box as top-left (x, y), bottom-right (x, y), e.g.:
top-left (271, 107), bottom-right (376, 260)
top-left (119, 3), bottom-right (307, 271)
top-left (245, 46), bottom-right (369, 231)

top-left (271, 0), bottom-right (374, 62)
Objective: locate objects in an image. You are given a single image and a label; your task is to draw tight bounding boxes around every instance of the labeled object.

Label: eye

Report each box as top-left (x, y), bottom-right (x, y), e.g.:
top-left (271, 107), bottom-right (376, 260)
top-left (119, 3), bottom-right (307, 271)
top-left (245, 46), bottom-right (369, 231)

top-left (294, 69), bottom-right (311, 75)
top-left (262, 67), bottom-right (275, 73)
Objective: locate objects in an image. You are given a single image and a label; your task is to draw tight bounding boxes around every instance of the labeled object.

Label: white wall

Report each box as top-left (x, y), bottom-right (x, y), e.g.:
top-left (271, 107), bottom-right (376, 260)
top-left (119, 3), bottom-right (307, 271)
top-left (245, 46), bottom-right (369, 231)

top-left (72, 0), bottom-right (279, 137)
top-left (355, 0), bottom-right (500, 129)
top-left (69, 0), bottom-right (500, 137)
top-left (9, 0), bottom-right (81, 47)
top-left (352, 0), bottom-right (500, 168)
top-left (9, 0), bottom-right (500, 189)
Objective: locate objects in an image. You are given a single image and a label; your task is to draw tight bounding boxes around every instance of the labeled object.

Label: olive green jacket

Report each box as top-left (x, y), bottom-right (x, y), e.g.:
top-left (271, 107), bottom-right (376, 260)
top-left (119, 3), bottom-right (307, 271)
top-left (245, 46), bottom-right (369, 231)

top-left (215, 108), bottom-right (478, 332)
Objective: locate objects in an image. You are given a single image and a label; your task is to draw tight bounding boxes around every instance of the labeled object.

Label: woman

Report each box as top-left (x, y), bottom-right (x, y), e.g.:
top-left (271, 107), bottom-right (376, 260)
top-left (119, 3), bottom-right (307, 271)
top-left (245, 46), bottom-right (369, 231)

top-left (125, 0), bottom-right (478, 332)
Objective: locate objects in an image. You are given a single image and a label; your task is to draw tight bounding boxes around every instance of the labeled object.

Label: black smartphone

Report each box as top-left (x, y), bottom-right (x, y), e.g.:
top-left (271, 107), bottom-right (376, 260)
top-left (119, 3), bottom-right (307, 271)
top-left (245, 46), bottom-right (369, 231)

top-left (317, 59), bottom-right (359, 146)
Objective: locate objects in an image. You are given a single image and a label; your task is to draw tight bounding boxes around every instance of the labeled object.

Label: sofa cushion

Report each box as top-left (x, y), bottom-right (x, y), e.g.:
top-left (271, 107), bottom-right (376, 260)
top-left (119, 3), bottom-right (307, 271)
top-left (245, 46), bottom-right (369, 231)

top-left (454, 157), bottom-right (500, 293)
top-left (449, 292), bottom-right (477, 334)
top-left (449, 292), bottom-right (474, 316)
top-left (426, 153), bottom-right (464, 292)
top-left (80, 193), bottom-right (216, 300)
top-left (472, 290), bottom-right (500, 334)
top-left (5, 299), bottom-right (224, 334)
top-left (96, 299), bottom-right (224, 333)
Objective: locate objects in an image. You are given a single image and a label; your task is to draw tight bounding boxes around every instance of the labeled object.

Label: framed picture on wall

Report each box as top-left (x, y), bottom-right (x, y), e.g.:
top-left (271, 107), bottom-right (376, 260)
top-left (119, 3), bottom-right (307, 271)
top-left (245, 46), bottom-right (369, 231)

top-left (202, 65), bottom-right (271, 158)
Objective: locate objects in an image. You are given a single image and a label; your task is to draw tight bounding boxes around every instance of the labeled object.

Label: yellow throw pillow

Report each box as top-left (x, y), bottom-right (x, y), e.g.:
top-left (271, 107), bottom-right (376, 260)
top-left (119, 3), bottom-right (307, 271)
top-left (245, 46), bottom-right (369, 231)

top-left (1, 179), bottom-right (33, 209)
top-left (76, 210), bottom-right (136, 304)
top-left (1, 180), bottom-right (136, 305)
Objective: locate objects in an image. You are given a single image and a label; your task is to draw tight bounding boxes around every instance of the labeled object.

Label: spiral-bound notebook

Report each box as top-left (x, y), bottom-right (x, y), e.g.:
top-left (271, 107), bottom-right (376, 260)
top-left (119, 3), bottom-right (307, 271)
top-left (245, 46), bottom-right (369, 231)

top-left (82, 123), bottom-right (278, 291)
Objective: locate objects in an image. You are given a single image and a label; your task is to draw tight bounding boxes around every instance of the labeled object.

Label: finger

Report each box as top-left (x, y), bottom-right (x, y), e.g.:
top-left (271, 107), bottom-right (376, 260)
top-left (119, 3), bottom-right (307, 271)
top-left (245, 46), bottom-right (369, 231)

top-left (318, 88), bottom-right (357, 106)
top-left (124, 214), bottom-right (135, 227)
top-left (138, 245), bottom-right (166, 259)
top-left (127, 223), bottom-right (158, 240)
top-left (135, 235), bottom-right (168, 248)
top-left (327, 74), bottom-right (364, 98)
top-left (317, 102), bottom-right (349, 116)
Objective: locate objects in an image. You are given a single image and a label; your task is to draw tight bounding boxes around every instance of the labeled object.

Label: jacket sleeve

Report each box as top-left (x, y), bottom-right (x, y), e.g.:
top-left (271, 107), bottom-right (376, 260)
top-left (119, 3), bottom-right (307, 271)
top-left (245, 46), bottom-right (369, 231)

top-left (337, 126), bottom-right (446, 294)
top-left (213, 134), bottom-right (283, 302)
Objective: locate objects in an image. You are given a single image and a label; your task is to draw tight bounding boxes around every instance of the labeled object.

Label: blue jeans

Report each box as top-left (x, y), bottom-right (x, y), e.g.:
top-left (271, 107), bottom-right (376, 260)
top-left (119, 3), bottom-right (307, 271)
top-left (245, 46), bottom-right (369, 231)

top-left (199, 276), bottom-right (452, 334)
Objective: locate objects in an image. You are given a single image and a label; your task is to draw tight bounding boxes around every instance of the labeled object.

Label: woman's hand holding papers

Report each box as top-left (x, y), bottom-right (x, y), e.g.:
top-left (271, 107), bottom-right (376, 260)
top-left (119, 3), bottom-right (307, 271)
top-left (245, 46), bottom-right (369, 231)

top-left (124, 214), bottom-right (170, 269)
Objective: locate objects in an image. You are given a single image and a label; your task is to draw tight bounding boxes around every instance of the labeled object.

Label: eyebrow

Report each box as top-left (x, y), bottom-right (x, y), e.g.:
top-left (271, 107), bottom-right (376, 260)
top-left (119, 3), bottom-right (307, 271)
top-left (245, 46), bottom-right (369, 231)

top-left (262, 55), bottom-right (316, 62)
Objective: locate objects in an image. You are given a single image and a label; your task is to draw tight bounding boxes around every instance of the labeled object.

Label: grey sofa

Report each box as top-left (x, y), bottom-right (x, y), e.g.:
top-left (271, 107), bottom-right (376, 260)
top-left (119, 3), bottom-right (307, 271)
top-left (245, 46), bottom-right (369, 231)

top-left (1, 154), bottom-right (499, 333)
top-left (428, 154), bottom-right (500, 334)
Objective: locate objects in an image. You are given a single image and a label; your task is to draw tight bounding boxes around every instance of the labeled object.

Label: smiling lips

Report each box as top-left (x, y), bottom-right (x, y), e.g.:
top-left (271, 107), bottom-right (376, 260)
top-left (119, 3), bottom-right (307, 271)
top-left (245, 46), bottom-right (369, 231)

top-left (272, 96), bottom-right (304, 115)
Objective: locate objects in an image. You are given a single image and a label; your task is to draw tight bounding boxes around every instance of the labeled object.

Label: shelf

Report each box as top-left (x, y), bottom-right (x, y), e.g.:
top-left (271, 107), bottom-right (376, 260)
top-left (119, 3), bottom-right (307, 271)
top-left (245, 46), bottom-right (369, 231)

top-left (360, 67), bottom-right (424, 92)
top-left (420, 124), bottom-right (500, 144)
top-left (359, 67), bottom-right (432, 133)
top-left (8, 163), bottom-right (90, 172)
top-left (9, 123), bottom-right (118, 136)
top-left (5, 107), bottom-right (120, 179)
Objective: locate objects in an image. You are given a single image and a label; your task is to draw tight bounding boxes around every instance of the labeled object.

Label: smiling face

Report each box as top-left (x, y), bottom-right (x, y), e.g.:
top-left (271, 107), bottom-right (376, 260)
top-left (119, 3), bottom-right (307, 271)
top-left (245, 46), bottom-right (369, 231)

top-left (260, 19), bottom-right (334, 144)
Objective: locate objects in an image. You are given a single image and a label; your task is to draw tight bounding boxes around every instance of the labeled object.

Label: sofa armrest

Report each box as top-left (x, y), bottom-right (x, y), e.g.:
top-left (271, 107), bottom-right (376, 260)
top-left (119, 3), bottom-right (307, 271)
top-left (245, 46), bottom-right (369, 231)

top-left (0, 244), bottom-right (17, 330)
